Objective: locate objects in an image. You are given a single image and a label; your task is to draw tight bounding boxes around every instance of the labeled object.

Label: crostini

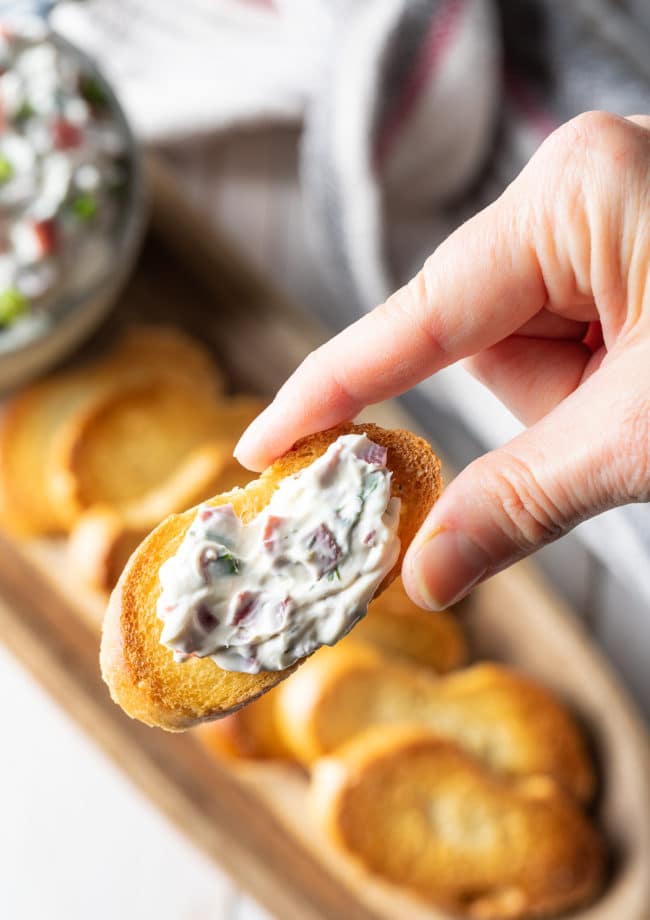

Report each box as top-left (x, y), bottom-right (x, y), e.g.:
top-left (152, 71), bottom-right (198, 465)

top-left (101, 422), bottom-right (442, 730)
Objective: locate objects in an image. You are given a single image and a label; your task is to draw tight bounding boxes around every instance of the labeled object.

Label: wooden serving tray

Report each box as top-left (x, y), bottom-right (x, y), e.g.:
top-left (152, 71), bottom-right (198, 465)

top-left (1, 157), bottom-right (649, 920)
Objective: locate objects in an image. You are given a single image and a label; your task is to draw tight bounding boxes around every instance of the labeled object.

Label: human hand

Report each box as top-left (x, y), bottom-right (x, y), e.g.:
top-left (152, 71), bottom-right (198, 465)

top-left (235, 112), bottom-right (650, 610)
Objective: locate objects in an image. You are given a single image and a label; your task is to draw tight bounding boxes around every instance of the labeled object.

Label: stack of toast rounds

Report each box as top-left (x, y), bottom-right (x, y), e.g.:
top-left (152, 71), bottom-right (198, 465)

top-left (0, 326), bottom-right (607, 919)
top-left (199, 580), bottom-right (606, 920)
top-left (0, 324), bottom-right (265, 590)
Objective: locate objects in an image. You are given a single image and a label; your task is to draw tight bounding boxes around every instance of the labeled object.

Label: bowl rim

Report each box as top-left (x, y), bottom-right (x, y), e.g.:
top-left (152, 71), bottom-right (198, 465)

top-left (0, 23), bottom-right (148, 360)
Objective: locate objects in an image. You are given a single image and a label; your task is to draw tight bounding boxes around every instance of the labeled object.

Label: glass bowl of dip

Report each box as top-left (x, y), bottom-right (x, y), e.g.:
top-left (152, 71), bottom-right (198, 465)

top-left (0, 18), bottom-right (146, 391)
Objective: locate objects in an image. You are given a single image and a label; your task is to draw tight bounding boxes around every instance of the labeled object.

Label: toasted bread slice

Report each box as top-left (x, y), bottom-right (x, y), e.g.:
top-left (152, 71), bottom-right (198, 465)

top-left (311, 726), bottom-right (605, 918)
top-left (0, 325), bottom-right (223, 535)
top-left (198, 581), bottom-right (466, 761)
top-left (113, 325), bottom-right (224, 394)
top-left (101, 423), bottom-right (442, 731)
top-left (430, 663), bottom-right (596, 801)
top-left (48, 389), bottom-right (264, 528)
top-left (276, 649), bottom-right (595, 802)
top-left (196, 684), bottom-right (293, 760)
top-left (357, 577), bottom-right (467, 672)
top-left (68, 442), bottom-right (256, 591)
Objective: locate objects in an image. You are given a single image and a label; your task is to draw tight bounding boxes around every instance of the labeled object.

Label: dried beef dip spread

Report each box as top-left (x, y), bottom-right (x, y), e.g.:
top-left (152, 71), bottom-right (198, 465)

top-left (0, 22), bottom-right (130, 332)
top-left (157, 434), bottom-right (401, 674)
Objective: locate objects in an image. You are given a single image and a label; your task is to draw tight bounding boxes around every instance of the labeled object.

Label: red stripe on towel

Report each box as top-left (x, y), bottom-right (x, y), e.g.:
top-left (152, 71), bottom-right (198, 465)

top-left (504, 72), bottom-right (559, 140)
top-left (376, 0), bottom-right (467, 169)
top-left (237, 0), bottom-right (276, 9)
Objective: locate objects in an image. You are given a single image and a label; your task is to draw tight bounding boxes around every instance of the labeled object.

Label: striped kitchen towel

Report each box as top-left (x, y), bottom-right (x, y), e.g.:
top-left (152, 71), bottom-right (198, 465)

top-left (49, 0), bottom-right (650, 601)
top-left (300, 0), bottom-right (650, 605)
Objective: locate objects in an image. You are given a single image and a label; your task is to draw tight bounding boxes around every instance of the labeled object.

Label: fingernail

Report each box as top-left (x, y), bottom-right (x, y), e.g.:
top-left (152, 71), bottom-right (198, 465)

top-left (233, 405), bottom-right (275, 464)
top-left (411, 529), bottom-right (489, 609)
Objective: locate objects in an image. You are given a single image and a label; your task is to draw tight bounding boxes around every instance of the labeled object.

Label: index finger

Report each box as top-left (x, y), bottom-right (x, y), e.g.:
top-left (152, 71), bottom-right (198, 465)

top-left (235, 182), bottom-right (547, 471)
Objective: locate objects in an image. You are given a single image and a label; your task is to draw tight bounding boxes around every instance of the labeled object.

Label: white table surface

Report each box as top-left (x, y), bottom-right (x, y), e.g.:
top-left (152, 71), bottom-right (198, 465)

top-left (0, 644), bottom-right (272, 920)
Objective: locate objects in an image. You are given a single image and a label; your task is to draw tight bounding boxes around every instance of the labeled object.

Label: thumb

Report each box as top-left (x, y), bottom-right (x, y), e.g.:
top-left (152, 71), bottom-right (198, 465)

top-left (401, 353), bottom-right (649, 610)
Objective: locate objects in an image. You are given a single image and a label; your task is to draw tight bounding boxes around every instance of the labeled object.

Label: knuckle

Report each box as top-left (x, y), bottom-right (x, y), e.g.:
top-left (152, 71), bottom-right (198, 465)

top-left (480, 452), bottom-right (567, 551)
top-left (380, 273), bottom-right (427, 324)
top-left (563, 110), bottom-right (623, 149)
top-left (528, 112), bottom-right (650, 304)
top-left (561, 110), bottom-right (647, 171)
top-left (378, 268), bottom-right (448, 356)
top-left (538, 110), bottom-right (646, 180)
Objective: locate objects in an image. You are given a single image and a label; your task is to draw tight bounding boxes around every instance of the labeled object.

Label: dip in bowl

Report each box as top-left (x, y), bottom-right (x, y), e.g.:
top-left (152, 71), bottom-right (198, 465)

top-left (0, 19), bottom-right (145, 390)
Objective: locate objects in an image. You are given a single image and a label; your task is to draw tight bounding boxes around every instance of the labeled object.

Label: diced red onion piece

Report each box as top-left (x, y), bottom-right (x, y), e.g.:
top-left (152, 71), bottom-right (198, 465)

top-left (200, 503), bottom-right (236, 522)
top-left (308, 523), bottom-right (342, 576)
top-left (31, 219), bottom-right (57, 255)
top-left (196, 604), bottom-right (219, 632)
top-left (262, 515), bottom-right (285, 551)
top-left (231, 590), bottom-right (260, 626)
top-left (359, 441), bottom-right (387, 467)
top-left (52, 118), bottom-right (82, 150)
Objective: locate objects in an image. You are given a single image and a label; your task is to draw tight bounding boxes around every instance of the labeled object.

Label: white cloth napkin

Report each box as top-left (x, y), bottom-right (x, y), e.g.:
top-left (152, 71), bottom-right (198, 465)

top-left (51, 0), bottom-right (328, 138)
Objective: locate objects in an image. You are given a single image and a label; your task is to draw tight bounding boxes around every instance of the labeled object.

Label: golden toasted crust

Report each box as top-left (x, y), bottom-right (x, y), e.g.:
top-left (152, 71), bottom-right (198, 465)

top-left (275, 649), bottom-right (595, 802)
top-left (311, 726), bottom-right (605, 918)
top-left (68, 443), bottom-right (255, 592)
top-left (0, 368), bottom-right (117, 535)
top-left (430, 663), bottom-right (596, 803)
top-left (357, 577), bottom-right (467, 672)
top-left (0, 325), bottom-right (224, 536)
top-left (101, 423), bottom-right (442, 731)
top-left (113, 325), bottom-right (225, 393)
top-left (195, 685), bottom-right (293, 760)
top-left (47, 387), bottom-right (263, 528)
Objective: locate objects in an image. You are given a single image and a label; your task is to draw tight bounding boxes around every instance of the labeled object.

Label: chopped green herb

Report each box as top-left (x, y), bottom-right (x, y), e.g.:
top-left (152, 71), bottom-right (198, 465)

top-left (219, 549), bottom-right (240, 575)
top-left (14, 100), bottom-right (36, 124)
top-left (79, 74), bottom-right (109, 108)
top-left (0, 287), bottom-right (29, 325)
top-left (0, 155), bottom-right (13, 184)
top-left (327, 566), bottom-right (341, 581)
top-left (71, 192), bottom-right (98, 221)
top-left (360, 472), bottom-right (380, 503)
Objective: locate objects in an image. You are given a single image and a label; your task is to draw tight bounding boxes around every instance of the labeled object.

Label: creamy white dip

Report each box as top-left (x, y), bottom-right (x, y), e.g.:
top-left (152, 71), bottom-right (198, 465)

top-left (0, 22), bottom-right (131, 331)
top-left (157, 434), bottom-right (401, 673)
